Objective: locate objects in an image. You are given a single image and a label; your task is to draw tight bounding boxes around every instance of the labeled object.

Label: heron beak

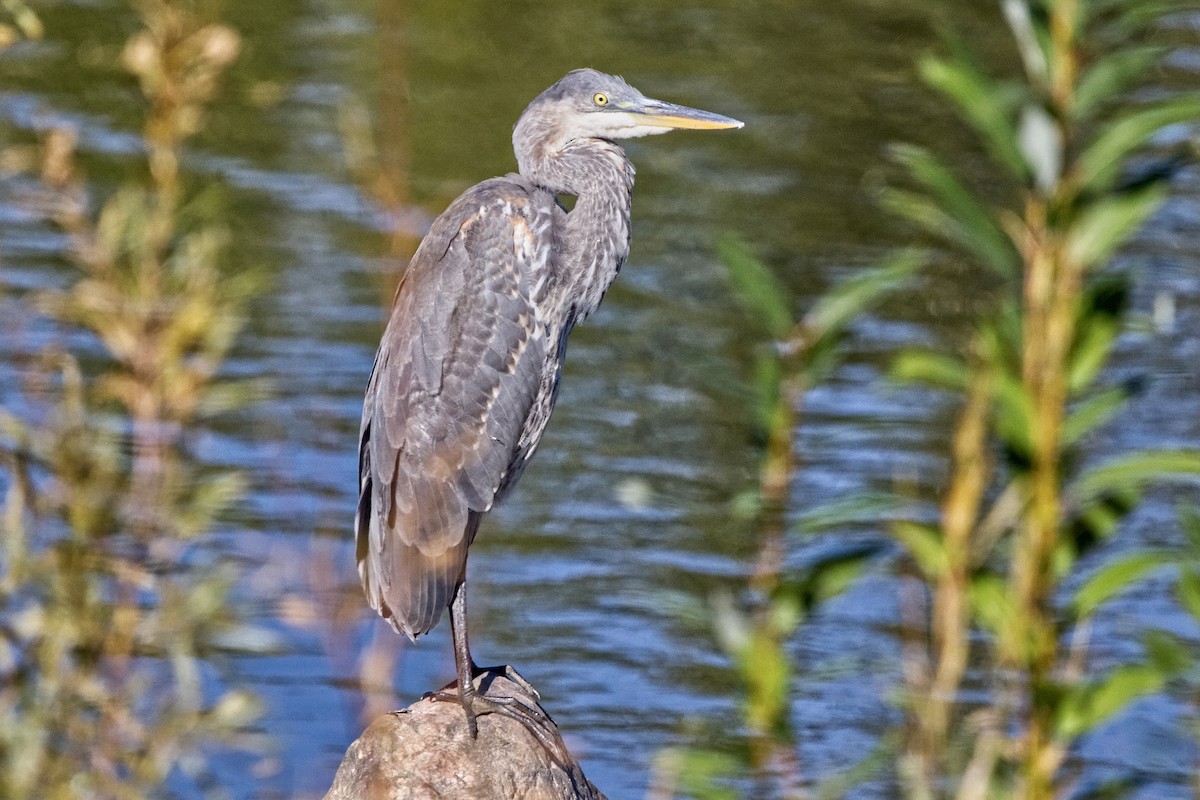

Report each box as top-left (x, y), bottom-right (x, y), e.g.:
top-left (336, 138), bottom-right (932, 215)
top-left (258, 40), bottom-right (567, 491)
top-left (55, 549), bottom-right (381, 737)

top-left (629, 98), bottom-right (744, 131)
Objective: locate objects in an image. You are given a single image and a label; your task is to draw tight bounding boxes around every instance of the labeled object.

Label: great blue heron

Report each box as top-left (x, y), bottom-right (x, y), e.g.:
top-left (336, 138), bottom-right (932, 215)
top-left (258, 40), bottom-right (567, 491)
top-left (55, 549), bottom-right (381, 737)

top-left (355, 68), bottom-right (742, 745)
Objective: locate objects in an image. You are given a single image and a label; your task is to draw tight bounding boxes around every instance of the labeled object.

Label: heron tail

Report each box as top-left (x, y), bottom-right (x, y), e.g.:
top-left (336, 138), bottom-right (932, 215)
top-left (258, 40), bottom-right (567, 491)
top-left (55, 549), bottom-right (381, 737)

top-left (355, 473), bottom-right (476, 638)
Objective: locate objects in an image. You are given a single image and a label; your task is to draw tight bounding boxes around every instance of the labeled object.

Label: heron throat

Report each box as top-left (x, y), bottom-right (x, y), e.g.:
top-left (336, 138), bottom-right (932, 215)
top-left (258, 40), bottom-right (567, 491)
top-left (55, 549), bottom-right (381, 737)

top-left (520, 138), bottom-right (635, 323)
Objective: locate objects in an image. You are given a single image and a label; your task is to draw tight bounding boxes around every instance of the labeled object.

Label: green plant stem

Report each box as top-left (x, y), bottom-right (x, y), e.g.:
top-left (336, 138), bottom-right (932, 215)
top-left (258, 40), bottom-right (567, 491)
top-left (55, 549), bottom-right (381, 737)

top-left (933, 355), bottom-right (995, 786)
top-left (1007, 9), bottom-right (1086, 791)
top-left (748, 360), bottom-right (804, 784)
top-left (1012, 167), bottom-right (1089, 799)
top-left (1049, 0), bottom-right (1079, 113)
top-left (752, 369), bottom-right (801, 596)
top-left (898, 345), bottom-right (994, 800)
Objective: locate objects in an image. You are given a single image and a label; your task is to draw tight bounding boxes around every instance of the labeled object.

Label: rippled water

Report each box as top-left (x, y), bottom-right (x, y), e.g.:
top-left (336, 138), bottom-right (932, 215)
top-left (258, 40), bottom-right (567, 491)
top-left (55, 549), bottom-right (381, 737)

top-left (1, 2), bottom-right (1198, 798)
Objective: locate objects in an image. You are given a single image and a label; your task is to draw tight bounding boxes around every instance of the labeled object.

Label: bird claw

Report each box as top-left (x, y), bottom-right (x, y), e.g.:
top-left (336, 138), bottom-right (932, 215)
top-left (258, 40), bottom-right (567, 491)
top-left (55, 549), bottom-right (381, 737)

top-left (427, 669), bottom-right (567, 768)
top-left (478, 663), bottom-right (540, 700)
top-left (425, 664), bottom-right (539, 702)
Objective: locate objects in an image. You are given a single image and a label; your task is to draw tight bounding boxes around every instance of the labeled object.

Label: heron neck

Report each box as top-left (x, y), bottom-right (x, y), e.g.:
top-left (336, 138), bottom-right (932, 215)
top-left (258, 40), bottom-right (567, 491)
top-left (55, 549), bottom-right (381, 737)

top-left (545, 140), bottom-right (635, 322)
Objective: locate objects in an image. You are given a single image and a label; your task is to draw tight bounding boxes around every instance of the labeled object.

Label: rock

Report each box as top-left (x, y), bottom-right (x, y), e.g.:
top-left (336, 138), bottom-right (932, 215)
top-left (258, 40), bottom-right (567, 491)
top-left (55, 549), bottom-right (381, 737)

top-left (324, 668), bottom-right (607, 800)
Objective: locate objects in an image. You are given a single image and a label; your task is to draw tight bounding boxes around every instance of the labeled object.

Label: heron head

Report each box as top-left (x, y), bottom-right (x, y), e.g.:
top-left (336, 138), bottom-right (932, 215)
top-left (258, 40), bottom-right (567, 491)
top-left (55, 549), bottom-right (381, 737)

top-left (514, 69), bottom-right (743, 159)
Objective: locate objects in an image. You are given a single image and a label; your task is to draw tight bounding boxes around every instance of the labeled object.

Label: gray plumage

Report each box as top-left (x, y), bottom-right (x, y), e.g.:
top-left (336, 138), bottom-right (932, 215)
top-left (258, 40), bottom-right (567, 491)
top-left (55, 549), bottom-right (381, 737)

top-left (356, 175), bottom-right (564, 636)
top-left (355, 69), bottom-right (741, 674)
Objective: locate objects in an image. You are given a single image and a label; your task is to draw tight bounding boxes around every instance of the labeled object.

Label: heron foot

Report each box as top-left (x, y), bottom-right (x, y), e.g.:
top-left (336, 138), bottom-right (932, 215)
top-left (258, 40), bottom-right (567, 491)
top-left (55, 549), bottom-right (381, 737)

top-left (427, 667), bottom-right (566, 767)
top-left (483, 663), bottom-right (540, 700)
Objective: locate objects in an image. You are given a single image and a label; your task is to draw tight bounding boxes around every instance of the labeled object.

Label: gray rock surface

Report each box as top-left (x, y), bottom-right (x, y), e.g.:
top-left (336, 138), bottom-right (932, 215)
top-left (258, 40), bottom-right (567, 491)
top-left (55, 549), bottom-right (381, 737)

top-left (324, 669), bottom-right (607, 800)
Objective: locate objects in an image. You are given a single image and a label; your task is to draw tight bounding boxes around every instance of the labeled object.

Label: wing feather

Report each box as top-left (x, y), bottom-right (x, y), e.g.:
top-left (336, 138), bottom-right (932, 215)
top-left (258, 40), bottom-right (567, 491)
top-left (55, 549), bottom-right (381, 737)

top-left (355, 179), bottom-right (553, 637)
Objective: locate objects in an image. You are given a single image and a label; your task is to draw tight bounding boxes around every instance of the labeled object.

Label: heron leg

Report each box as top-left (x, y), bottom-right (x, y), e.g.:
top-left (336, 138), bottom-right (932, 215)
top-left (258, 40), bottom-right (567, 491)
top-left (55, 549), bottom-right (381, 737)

top-left (428, 580), bottom-right (567, 764)
top-left (447, 580), bottom-right (481, 737)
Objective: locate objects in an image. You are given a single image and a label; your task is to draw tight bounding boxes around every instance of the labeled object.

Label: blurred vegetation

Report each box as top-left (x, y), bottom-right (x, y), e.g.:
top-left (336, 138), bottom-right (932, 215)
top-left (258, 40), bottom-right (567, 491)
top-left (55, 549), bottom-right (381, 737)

top-left (0, 1), bottom-right (269, 796)
top-left (662, 1), bottom-right (1200, 798)
top-left (649, 242), bottom-right (920, 799)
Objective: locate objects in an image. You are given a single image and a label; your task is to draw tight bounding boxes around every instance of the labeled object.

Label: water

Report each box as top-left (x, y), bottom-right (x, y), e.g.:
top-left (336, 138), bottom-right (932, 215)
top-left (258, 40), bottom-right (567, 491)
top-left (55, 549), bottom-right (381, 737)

top-left (1, 2), bottom-right (1198, 798)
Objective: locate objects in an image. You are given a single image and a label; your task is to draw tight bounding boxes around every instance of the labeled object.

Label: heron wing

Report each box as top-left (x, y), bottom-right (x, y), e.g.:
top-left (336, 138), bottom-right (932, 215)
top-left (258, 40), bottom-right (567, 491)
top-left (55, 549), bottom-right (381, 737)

top-left (355, 179), bottom-right (554, 638)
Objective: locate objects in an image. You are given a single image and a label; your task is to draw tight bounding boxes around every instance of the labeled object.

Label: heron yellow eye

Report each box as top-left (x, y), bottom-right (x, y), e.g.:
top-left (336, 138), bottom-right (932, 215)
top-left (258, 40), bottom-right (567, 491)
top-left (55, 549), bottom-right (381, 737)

top-left (593, 92), bottom-right (609, 107)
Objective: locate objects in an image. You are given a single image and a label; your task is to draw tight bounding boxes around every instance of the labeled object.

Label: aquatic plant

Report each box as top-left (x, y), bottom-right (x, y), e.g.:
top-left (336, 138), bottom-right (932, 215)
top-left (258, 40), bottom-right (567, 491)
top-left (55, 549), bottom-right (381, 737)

top-left (886, 1), bottom-right (1200, 797)
top-left (0, 1), bottom-right (268, 796)
top-left (659, 1), bottom-right (1199, 798)
top-left (649, 241), bottom-right (918, 798)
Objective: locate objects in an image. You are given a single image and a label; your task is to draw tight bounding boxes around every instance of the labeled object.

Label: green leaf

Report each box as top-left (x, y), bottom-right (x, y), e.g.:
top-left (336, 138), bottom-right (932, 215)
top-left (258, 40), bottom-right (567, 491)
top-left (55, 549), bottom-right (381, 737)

top-left (794, 492), bottom-right (903, 534)
top-left (1176, 569), bottom-right (1200, 624)
top-left (728, 489), bottom-right (761, 521)
top-left (1057, 663), bottom-right (1168, 739)
top-left (970, 572), bottom-right (1019, 643)
top-left (711, 589), bottom-right (751, 659)
top-left (985, 301), bottom-right (1025, 368)
top-left (717, 234), bottom-right (793, 340)
top-left (741, 626), bottom-right (792, 734)
top-left (1071, 450), bottom-right (1200, 505)
top-left (888, 144), bottom-right (1020, 276)
top-left (1179, 503), bottom-right (1200, 552)
top-left (767, 587), bottom-right (804, 636)
top-left (1106, 0), bottom-right (1200, 35)
top-left (208, 689), bottom-right (263, 728)
top-left (177, 471), bottom-right (247, 539)
top-left (1062, 386), bottom-right (1128, 446)
top-left (666, 747), bottom-right (742, 800)
top-left (890, 349), bottom-right (968, 391)
top-left (1074, 45), bottom-right (1167, 120)
top-left (807, 558), bottom-right (869, 605)
top-left (1079, 0), bottom-right (1125, 23)
top-left (1074, 550), bottom-right (1173, 617)
top-left (1064, 184), bottom-right (1168, 270)
top-left (1019, 103), bottom-right (1064, 194)
top-left (1001, 0), bottom-right (1050, 87)
top-left (1070, 275), bottom-right (1129, 391)
top-left (774, 543), bottom-right (879, 621)
top-left (993, 371), bottom-right (1034, 460)
top-left (919, 55), bottom-right (1029, 180)
top-left (1067, 317), bottom-right (1120, 392)
top-left (891, 521), bottom-right (947, 578)
top-left (803, 543), bottom-right (880, 606)
top-left (752, 349), bottom-right (782, 436)
top-left (1143, 629), bottom-right (1193, 675)
top-left (1070, 488), bottom-right (1141, 551)
top-left (196, 376), bottom-right (273, 417)
top-left (802, 332), bottom-right (844, 386)
top-left (879, 186), bottom-right (959, 239)
top-left (1075, 95), bottom-right (1200, 192)
top-left (803, 251), bottom-right (923, 344)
